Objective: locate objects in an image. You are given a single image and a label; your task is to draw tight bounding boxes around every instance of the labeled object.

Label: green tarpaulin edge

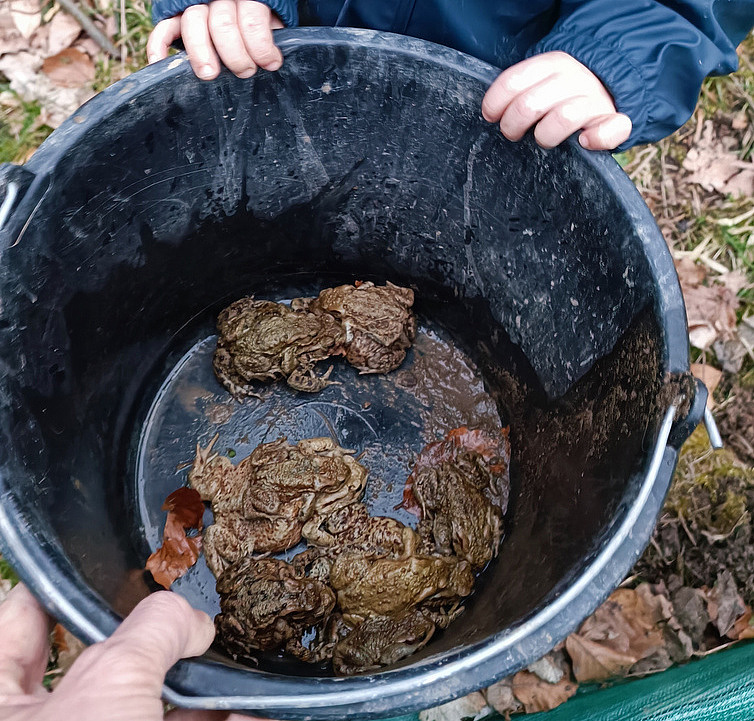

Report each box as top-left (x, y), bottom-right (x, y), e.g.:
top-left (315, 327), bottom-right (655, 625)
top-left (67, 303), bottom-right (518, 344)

top-left (383, 641), bottom-right (754, 721)
top-left (524, 640), bottom-right (754, 721)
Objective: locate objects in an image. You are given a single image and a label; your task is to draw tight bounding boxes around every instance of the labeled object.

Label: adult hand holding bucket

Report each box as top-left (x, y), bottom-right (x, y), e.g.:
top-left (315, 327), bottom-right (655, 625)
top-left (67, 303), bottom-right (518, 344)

top-left (0, 584), bottom-right (253, 721)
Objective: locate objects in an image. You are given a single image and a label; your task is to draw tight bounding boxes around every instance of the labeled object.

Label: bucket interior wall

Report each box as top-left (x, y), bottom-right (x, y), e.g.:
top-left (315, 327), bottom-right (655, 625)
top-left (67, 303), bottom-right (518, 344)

top-left (0, 35), bottom-right (669, 677)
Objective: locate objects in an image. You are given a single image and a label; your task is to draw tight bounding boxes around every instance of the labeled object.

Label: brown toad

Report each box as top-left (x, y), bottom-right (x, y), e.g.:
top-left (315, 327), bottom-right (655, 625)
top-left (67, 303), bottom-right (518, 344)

top-left (329, 551), bottom-right (474, 621)
top-left (302, 501), bottom-right (419, 560)
top-left (331, 609), bottom-right (436, 675)
top-left (212, 297), bottom-right (346, 396)
top-left (188, 435), bottom-right (368, 575)
top-left (404, 427), bottom-right (511, 569)
top-left (215, 557), bottom-right (335, 662)
top-left (412, 460), bottom-right (502, 570)
top-left (309, 281), bottom-right (416, 374)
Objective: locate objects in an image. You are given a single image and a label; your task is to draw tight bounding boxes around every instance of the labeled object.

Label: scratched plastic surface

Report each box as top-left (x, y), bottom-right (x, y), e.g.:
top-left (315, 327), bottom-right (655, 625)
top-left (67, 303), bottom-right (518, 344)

top-left (133, 295), bottom-right (504, 627)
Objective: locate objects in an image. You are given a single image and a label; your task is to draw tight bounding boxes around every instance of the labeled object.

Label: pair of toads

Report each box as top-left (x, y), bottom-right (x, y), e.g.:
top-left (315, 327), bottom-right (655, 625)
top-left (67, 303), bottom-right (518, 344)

top-left (188, 427), bottom-right (510, 675)
top-left (213, 281), bottom-right (416, 396)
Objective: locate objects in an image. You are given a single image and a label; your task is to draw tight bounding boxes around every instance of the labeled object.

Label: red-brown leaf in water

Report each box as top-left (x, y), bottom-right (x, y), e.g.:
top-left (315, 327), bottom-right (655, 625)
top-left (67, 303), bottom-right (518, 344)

top-left (146, 487), bottom-right (204, 589)
top-left (400, 426), bottom-right (511, 517)
top-left (162, 487), bottom-right (205, 528)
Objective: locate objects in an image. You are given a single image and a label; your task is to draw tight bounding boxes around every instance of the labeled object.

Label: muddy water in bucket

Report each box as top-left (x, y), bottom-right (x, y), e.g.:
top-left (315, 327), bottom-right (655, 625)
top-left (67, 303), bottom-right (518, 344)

top-left (130, 274), bottom-right (511, 674)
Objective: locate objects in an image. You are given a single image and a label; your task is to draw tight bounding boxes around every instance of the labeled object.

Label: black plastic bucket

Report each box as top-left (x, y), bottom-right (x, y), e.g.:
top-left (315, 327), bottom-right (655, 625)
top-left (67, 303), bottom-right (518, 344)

top-left (0, 28), bottom-right (704, 719)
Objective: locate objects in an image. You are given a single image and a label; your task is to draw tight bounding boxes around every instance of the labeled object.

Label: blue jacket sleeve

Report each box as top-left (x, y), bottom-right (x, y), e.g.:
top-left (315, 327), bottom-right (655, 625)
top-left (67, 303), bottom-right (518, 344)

top-left (152, 0), bottom-right (298, 27)
top-left (528, 0), bottom-right (754, 148)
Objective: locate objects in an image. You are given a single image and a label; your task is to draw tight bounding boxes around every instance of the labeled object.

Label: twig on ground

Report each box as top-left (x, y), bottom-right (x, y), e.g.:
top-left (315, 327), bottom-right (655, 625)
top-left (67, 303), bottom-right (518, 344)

top-left (57, 0), bottom-right (120, 57)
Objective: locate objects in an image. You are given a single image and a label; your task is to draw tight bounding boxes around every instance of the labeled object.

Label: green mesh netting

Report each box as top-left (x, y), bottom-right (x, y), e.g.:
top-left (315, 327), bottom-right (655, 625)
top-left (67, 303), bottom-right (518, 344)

top-left (388, 640), bottom-right (754, 721)
top-left (522, 640), bottom-right (754, 721)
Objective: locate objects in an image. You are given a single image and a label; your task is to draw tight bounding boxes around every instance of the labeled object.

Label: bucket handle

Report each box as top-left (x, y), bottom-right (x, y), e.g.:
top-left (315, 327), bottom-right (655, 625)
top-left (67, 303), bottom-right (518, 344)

top-left (668, 377), bottom-right (710, 450)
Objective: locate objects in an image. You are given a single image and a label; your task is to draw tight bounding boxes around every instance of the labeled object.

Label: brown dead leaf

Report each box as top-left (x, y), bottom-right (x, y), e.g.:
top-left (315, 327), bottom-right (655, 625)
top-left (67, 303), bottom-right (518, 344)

top-left (42, 47), bottom-right (95, 88)
top-left (145, 487), bottom-right (204, 589)
top-left (0, 48), bottom-right (95, 128)
top-left (708, 570), bottom-right (746, 638)
top-left (74, 36), bottom-right (101, 58)
top-left (485, 678), bottom-right (522, 718)
top-left (690, 363), bottom-right (722, 406)
top-left (565, 633), bottom-right (639, 682)
top-left (718, 270), bottom-right (750, 296)
top-left (728, 607), bottom-right (754, 640)
top-left (9, 0), bottom-right (40, 39)
top-left (675, 257), bottom-right (707, 287)
top-left (46, 10), bottom-right (82, 57)
top-left (419, 692), bottom-right (490, 721)
top-left (511, 670), bottom-right (577, 714)
top-left (713, 338), bottom-right (748, 374)
top-left (50, 624), bottom-right (86, 688)
top-left (675, 258), bottom-right (739, 350)
top-left (565, 587), bottom-right (667, 682)
top-left (0, 7), bottom-right (28, 55)
top-left (527, 652), bottom-right (565, 684)
top-left (683, 120), bottom-right (754, 198)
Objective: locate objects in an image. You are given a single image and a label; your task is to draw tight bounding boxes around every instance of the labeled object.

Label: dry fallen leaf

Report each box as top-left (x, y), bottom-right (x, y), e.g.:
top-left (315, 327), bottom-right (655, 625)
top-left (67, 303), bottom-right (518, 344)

top-left (0, 6), bottom-right (29, 55)
top-left (419, 692), bottom-right (491, 721)
top-left (565, 587), bottom-right (667, 682)
top-left (511, 670), bottom-right (578, 713)
top-left (728, 607), bottom-right (754, 641)
top-left (690, 363), bottom-right (722, 406)
top-left (485, 678), bottom-right (522, 718)
top-left (683, 120), bottom-right (754, 198)
top-left (675, 258), bottom-right (739, 350)
top-left (50, 624), bottom-right (86, 689)
top-left (42, 47), bottom-right (95, 88)
top-left (565, 633), bottom-right (639, 682)
top-left (526, 653), bottom-right (565, 684)
top-left (9, 0), bottom-right (41, 39)
top-left (46, 10), bottom-right (82, 57)
top-left (706, 571), bottom-right (746, 638)
top-left (675, 257), bottom-right (707, 287)
top-left (145, 487), bottom-right (204, 589)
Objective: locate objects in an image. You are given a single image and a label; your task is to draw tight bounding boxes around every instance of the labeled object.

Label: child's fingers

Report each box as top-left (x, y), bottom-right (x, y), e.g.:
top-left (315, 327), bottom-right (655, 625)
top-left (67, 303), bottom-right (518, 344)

top-left (532, 96), bottom-right (604, 149)
top-left (182, 4), bottom-right (221, 80)
top-left (208, 0), bottom-right (257, 77)
top-left (497, 75), bottom-right (616, 143)
top-left (481, 54), bottom-right (567, 121)
top-left (237, 0), bottom-right (283, 71)
top-left (578, 113), bottom-right (632, 150)
top-left (147, 17), bottom-right (182, 63)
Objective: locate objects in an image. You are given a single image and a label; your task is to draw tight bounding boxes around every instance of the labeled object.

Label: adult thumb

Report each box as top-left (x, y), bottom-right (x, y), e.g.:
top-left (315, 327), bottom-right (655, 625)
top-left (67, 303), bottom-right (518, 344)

top-left (55, 592), bottom-right (215, 699)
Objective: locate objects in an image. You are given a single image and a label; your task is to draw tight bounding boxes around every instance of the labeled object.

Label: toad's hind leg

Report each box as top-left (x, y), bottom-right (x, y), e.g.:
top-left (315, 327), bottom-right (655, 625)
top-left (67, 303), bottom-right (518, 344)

top-left (287, 363), bottom-right (338, 393)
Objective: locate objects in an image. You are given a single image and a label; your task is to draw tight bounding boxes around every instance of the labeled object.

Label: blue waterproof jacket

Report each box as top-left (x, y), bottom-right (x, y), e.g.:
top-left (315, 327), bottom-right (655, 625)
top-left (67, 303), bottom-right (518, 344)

top-left (151, 0), bottom-right (754, 147)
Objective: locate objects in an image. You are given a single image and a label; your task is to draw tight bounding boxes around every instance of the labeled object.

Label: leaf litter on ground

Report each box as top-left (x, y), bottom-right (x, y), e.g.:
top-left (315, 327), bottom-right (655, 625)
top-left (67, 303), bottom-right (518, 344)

top-left (0, 0), bottom-right (125, 129)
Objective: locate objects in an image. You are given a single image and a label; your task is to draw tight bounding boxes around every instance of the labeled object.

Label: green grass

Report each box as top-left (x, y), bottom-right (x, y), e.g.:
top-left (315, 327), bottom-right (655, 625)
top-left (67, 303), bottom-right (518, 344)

top-left (0, 88), bottom-right (53, 164)
top-left (0, 556), bottom-right (18, 587)
top-left (620, 33), bottom-right (754, 373)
